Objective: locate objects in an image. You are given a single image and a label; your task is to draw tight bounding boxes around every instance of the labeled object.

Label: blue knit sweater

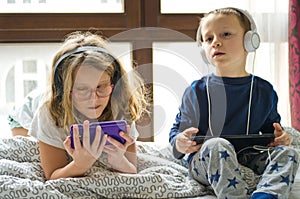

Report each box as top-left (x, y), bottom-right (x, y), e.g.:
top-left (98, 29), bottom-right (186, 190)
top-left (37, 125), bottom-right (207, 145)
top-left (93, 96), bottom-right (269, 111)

top-left (169, 74), bottom-right (281, 162)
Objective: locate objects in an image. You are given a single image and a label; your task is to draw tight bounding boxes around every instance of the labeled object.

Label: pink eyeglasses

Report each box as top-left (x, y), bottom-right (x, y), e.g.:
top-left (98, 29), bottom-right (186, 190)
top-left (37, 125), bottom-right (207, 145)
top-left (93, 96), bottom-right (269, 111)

top-left (71, 82), bottom-right (114, 101)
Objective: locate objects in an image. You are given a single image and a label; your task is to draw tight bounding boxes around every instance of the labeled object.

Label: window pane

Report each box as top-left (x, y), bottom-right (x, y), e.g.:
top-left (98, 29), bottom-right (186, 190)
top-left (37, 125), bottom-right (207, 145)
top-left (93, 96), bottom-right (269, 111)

top-left (23, 60), bottom-right (37, 73)
top-left (0, 42), bottom-right (131, 138)
top-left (23, 80), bottom-right (37, 96)
top-left (160, 0), bottom-right (287, 14)
top-left (0, 43), bottom-right (58, 138)
top-left (153, 42), bottom-right (208, 144)
top-left (0, 0), bottom-right (124, 13)
top-left (108, 43), bottom-right (132, 73)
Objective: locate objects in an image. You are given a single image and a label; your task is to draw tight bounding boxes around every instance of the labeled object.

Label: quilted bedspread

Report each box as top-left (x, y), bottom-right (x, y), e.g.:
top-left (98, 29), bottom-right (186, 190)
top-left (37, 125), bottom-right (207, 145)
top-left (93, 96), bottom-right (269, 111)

top-left (0, 135), bottom-right (282, 198)
top-left (0, 137), bottom-right (212, 198)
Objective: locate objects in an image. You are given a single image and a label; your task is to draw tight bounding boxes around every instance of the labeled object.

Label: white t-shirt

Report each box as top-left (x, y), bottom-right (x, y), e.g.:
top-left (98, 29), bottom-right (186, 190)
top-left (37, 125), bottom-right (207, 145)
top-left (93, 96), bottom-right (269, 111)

top-left (29, 103), bottom-right (139, 150)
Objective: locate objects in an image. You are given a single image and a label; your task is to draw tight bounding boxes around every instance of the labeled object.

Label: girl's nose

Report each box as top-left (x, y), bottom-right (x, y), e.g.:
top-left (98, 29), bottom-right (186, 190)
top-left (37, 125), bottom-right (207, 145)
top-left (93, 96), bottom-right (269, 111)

top-left (90, 89), bottom-right (98, 99)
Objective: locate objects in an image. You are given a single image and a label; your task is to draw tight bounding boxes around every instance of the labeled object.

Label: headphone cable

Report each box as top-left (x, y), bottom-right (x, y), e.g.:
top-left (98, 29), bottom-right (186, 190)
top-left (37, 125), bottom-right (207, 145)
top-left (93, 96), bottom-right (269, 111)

top-left (246, 51), bottom-right (256, 135)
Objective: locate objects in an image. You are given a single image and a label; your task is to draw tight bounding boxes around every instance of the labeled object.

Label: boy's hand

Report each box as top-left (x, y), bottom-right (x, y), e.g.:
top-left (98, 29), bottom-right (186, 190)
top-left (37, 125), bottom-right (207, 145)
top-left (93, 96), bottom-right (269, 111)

top-left (271, 123), bottom-right (291, 146)
top-left (175, 127), bottom-right (201, 154)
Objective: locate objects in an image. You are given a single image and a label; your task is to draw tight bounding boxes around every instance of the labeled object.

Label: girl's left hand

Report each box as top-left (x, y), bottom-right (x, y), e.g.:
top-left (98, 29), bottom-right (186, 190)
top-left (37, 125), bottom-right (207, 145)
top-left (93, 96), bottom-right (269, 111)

top-left (103, 125), bottom-right (136, 172)
top-left (271, 123), bottom-right (292, 146)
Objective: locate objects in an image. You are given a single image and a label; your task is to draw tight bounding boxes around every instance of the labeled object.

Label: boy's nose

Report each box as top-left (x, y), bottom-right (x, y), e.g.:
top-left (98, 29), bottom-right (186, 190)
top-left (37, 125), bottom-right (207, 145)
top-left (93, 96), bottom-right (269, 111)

top-left (212, 38), bottom-right (222, 47)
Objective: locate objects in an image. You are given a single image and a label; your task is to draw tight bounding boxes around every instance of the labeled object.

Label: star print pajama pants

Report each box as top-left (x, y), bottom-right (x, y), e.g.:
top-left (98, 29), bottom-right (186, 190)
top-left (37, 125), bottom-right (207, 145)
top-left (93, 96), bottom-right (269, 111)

top-left (189, 137), bottom-right (299, 199)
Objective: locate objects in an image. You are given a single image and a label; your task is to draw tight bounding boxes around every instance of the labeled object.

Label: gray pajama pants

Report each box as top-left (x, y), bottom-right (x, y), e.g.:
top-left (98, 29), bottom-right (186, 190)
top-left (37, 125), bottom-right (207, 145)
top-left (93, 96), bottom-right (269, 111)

top-left (189, 138), bottom-right (299, 199)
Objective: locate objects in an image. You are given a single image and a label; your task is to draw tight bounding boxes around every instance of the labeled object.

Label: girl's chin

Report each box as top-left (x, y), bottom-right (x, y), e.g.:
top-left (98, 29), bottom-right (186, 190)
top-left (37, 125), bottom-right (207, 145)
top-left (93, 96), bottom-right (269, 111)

top-left (83, 111), bottom-right (103, 120)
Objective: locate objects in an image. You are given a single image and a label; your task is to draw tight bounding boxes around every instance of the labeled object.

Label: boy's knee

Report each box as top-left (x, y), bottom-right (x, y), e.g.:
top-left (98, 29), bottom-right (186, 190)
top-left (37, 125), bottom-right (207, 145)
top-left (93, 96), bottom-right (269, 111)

top-left (273, 146), bottom-right (300, 166)
top-left (275, 146), bottom-right (299, 155)
top-left (284, 146), bottom-right (300, 161)
top-left (202, 137), bottom-right (233, 150)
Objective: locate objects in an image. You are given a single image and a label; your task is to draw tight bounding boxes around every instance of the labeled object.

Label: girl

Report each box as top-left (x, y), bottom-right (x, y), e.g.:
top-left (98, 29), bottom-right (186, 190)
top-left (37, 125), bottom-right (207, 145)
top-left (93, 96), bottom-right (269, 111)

top-left (170, 7), bottom-right (299, 199)
top-left (30, 31), bottom-right (149, 180)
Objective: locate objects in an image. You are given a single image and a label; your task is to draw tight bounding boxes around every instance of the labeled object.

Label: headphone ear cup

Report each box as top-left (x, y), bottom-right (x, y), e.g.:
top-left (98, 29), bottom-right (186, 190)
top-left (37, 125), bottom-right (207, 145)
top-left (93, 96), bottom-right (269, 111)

top-left (200, 46), bottom-right (210, 65)
top-left (244, 30), bottom-right (260, 52)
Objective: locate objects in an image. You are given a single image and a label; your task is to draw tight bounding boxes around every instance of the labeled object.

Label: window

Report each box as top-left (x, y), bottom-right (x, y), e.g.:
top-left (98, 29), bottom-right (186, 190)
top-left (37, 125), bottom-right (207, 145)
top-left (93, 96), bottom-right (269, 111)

top-left (0, 43), bottom-right (131, 138)
top-left (0, 44), bottom-right (57, 137)
top-left (0, 0), bottom-right (124, 13)
top-left (0, 1), bottom-right (290, 145)
top-left (160, 0), bottom-right (286, 13)
top-left (153, 42), bottom-right (209, 142)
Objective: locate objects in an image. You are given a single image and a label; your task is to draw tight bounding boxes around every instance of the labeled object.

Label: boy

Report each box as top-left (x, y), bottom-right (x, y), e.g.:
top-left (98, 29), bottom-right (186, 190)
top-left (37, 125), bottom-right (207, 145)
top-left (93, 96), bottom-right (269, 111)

top-left (170, 7), bottom-right (299, 199)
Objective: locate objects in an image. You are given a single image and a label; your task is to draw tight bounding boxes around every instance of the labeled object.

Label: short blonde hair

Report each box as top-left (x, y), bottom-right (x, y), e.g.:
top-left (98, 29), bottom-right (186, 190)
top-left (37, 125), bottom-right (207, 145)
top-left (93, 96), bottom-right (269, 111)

top-left (197, 7), bottom-right (251, 44)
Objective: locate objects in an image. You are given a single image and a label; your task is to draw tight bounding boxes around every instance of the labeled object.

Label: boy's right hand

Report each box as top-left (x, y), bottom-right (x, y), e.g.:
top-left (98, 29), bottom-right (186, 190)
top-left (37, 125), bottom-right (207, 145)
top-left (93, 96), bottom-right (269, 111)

top-left (175, 127), bottom-right (201, 154)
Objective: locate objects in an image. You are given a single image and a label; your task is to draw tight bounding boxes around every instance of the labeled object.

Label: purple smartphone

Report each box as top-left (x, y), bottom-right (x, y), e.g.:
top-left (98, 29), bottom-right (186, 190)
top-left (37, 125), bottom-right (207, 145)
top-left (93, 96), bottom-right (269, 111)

top-left (70, 120), bottom-right (127, 149)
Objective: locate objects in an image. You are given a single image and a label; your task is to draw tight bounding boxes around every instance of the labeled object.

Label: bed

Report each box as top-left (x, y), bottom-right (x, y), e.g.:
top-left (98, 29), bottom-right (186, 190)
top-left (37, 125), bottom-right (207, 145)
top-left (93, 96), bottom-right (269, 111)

top-left (0, 128), bottom-right (299, 198)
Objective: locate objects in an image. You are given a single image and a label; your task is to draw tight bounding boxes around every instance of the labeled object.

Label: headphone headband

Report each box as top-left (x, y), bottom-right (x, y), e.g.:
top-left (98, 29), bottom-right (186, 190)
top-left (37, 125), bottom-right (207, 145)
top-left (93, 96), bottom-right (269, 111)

top-left (53, 46), bottom-right (121, 99)
top-left (234, 8), bottom-right (257, 31)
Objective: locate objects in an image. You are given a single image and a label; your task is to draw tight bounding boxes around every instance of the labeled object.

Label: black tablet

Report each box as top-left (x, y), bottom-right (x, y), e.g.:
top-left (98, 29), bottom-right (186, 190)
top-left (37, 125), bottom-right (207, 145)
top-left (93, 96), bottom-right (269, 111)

top-left (191, 134), bottom-right (275, 152)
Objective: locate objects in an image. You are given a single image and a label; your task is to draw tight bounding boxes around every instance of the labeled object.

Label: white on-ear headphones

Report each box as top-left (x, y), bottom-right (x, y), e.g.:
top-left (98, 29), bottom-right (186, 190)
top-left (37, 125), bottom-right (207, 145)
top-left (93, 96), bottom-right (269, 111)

top-left (240, 8), bottom-right (260, 52)
top-left (196, 7), bottom-right (260, 65)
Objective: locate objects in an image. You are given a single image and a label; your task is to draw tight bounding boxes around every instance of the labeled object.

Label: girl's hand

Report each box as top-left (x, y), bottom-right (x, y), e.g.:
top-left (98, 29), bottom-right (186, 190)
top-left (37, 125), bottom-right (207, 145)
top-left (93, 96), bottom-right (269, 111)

top-left (271, 123), bottom-right (291, 146)
top-left (103, 125), bottom-right (136, 173)
top-left (64, 120), bottom-right (107, 172)
top-left (175, 127), bottom-right (201, 154)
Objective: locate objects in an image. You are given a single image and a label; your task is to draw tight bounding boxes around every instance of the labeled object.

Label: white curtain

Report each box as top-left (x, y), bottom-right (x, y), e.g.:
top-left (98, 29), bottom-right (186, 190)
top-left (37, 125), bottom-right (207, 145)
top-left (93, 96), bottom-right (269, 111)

top-left (246, 0), bottom-right (290, 126)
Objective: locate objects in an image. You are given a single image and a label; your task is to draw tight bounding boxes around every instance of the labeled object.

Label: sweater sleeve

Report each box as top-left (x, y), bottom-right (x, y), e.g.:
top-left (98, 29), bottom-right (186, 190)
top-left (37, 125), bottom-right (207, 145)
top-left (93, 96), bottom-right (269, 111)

top-left (260, 89), bottom-right (281, 133)
top-left (169, 83), bottom-right (200, 159)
